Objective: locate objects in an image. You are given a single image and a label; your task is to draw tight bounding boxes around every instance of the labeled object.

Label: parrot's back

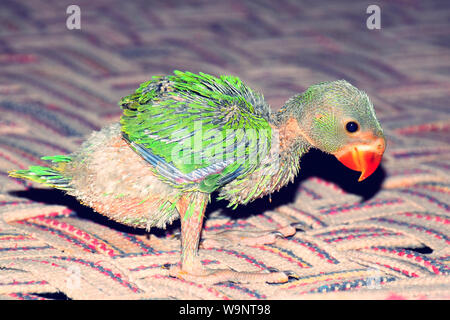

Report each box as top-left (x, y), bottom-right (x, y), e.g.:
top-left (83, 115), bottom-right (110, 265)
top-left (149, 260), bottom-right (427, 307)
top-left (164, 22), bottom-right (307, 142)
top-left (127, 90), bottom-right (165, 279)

top-left (118, 71), bottom-right (273, 193)
top-left (8, 71), bottom-right (279, 228)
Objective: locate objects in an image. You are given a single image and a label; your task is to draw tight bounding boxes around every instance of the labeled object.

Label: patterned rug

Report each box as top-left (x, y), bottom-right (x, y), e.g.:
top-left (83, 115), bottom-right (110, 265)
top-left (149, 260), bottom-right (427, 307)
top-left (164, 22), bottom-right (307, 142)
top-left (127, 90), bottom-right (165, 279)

top-left (0, 0), bottom-right (449, 299)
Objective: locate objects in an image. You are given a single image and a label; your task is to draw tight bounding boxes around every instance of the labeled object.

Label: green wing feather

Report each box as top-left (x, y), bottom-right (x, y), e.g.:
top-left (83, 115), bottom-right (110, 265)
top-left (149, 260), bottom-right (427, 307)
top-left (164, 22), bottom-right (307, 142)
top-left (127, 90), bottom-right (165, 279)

top-left (120, 71), bottom-right (272, 193)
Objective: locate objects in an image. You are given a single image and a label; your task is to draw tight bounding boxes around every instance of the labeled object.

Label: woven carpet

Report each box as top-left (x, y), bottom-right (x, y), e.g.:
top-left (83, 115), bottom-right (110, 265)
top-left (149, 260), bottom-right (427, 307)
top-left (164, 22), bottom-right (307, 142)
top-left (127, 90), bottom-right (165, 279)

top-left (0, 0), bottom-right (449, 300)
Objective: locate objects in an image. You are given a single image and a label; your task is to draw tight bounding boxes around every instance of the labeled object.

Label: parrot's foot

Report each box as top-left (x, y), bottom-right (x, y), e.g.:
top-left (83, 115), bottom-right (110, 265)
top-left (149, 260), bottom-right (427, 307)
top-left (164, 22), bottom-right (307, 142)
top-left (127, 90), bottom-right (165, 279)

top-left (168, 265), bottom-right (289, 284)
top-left (171, 193), bottom-right (291, 284)
top-left (201, 225), bottom-right (297, 248)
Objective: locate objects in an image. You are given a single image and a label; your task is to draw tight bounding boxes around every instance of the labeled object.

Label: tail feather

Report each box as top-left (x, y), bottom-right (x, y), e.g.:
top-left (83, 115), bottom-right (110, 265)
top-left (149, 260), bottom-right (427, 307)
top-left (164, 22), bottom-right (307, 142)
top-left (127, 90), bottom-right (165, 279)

top-left (8, 155), bottom-right (73, 191)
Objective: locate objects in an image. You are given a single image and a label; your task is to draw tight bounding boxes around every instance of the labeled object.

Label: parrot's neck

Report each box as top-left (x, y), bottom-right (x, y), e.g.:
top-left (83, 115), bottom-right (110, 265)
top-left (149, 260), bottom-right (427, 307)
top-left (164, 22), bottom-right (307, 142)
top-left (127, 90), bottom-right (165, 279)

top-left (270, 114), bottom-right (313, 173)
top-left (262, 101), bottom-right (315, 189)
top-left (270, 97), bottom-right (315, 155)
top-left (218, 100), bottom-right (314, 206)
top-left (270, 93), bottom-right (305, 127)
top-left (243, 113), bottom-right (313, 198)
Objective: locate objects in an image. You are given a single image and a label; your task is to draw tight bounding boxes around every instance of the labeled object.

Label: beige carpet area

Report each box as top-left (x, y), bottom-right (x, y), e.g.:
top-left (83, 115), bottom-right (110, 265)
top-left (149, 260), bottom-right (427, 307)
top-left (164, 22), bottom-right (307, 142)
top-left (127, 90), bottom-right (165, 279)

top-left (0, 0), bottom-right (449, 299)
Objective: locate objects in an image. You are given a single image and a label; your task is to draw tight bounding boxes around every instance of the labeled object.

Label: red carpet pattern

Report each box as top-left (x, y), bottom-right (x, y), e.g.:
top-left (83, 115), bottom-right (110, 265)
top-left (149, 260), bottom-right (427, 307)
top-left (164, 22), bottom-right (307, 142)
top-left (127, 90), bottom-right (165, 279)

top-left (0, 0), bottom-right (449, 299)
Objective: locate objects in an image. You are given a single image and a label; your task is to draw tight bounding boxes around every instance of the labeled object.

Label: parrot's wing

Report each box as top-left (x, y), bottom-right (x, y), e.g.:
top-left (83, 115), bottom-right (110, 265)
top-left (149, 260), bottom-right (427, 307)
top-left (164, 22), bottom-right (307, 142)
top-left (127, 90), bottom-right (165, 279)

top-left (119, 71), bottom-right (272, 193)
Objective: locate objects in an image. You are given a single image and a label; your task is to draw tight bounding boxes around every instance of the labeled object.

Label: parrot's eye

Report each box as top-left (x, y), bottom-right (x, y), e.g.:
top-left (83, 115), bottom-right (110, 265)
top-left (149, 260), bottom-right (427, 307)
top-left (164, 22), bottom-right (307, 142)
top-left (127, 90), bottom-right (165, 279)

top-left (345, 121), bottom-right (359, 133)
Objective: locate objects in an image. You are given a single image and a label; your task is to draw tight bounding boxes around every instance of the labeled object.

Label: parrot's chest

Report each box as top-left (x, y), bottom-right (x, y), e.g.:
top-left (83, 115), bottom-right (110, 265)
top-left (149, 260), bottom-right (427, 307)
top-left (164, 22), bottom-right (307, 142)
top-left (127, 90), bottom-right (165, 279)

top-left (218, 138), bottom-right (308, 207)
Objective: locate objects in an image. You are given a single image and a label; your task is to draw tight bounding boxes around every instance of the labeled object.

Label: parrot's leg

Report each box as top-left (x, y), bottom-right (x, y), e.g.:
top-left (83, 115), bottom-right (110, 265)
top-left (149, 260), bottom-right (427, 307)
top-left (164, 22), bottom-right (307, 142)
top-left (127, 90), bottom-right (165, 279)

top-left (169, 193), bottom-right (289, 284)
top-left (178, 192), bottom-right (207, 275)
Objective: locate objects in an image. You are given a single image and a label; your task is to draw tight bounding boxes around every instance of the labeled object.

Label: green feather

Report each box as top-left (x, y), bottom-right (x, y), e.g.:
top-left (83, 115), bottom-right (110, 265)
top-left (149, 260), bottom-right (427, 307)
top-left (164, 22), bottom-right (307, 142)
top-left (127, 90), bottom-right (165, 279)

top-left (41, 155), bottom-right (72, 163)
top-left (119, 70), bottom-right (272, 192)
top-left (8, 155), bottom-right (73, 190)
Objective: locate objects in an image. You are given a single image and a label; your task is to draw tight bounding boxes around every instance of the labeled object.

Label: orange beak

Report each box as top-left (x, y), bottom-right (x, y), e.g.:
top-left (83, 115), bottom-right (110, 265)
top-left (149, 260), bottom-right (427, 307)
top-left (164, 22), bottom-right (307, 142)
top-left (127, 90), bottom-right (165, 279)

top-left (334, 137), bottom-right (385, 182)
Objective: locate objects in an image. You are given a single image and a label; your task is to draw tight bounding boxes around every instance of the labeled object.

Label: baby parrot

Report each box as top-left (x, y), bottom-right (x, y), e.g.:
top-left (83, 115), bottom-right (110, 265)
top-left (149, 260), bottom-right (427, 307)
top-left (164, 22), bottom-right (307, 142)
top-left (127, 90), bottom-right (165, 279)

top-left (9, 71), bottom-right (385, 283)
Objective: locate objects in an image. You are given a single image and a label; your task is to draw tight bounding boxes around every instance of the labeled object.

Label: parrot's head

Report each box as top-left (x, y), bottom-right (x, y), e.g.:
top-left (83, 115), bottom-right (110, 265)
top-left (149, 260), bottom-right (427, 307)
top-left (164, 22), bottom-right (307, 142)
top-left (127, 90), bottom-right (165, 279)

top-left (292, 80), bottom-right (385, 181)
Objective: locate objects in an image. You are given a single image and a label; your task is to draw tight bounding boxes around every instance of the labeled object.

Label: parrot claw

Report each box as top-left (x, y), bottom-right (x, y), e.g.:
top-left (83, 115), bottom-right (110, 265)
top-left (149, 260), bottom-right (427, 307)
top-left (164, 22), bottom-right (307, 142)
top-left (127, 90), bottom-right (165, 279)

top-left (170, 231), bottom-right (181, 240)
top-left (268, 224), bottom-right (297, 240)
top-left (265, 267), bottom-right (279, 273)
top-left (270, 230), bottom-right (285, 238)
top-left (282, 270), bottom-right (300, 279)
top-left (266, 268), bottom-right (300, 281)
top-left (162, 263), bottom-right (175, 270)
top-left (290, 222), bottom-right (308, 231)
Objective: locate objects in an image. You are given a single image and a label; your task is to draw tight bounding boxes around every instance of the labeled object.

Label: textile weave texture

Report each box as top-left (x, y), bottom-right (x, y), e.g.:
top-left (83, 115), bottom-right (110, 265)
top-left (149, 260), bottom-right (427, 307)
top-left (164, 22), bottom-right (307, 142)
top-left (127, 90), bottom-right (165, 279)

top-left (0, 0), bottom-right (449, 299)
